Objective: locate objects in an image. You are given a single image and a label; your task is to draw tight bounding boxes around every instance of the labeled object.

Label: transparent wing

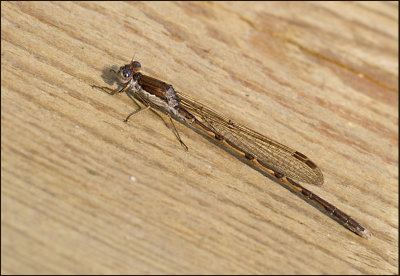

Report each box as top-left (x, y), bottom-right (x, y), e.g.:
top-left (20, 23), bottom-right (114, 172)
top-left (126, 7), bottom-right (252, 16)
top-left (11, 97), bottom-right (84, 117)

top-left (177, 91), bottom-right (324, 186)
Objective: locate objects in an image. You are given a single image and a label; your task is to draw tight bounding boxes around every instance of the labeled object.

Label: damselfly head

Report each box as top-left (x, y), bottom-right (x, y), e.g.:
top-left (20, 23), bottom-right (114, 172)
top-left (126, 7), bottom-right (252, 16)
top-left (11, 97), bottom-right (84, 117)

top-left (116, 61), bottom-right (141, 83)
top-left (116, 65), bottom-right (132, 83)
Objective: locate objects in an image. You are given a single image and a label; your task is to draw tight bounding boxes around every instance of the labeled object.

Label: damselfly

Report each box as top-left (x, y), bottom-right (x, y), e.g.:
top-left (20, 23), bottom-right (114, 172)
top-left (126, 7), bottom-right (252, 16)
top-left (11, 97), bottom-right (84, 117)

top-left (92, 60), bottom-right (371, 239)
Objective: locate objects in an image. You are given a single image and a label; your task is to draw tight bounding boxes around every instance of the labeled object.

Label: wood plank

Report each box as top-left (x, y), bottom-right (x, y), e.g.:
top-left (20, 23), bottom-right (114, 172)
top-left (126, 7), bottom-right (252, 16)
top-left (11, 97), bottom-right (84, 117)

top-left (1, 1), bottom-right (397, 274)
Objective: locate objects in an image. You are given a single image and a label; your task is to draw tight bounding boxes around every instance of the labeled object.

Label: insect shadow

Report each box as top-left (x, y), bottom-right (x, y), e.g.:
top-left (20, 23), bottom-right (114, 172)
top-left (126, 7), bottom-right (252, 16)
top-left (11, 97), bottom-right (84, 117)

top-left (98, 64), bottom-right (121, 86)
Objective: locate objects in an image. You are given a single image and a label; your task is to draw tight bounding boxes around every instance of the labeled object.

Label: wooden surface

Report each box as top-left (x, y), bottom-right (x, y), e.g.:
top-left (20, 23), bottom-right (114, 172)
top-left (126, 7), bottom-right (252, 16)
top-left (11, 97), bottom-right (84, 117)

top-left (1, 1), bottom-right (398, 274)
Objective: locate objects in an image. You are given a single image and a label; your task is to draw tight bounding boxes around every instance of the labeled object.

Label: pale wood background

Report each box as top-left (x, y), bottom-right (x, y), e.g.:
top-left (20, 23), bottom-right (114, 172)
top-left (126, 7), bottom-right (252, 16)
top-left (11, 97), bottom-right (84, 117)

top-left (1, 1), bottom-right (398, 274)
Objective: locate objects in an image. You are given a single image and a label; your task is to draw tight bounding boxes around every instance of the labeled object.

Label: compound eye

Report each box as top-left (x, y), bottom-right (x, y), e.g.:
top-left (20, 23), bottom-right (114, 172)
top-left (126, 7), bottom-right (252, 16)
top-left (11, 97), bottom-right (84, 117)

top-left (122, 69), bottom-right (131, 78)
top-left (132, 61), bottom-right (141, 72)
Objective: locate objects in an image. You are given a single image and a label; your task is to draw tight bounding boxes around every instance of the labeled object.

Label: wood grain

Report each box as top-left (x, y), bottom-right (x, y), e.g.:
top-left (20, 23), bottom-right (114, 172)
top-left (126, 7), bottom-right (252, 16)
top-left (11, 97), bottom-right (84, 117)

top-left (1, 1), bottom-right (398, 274)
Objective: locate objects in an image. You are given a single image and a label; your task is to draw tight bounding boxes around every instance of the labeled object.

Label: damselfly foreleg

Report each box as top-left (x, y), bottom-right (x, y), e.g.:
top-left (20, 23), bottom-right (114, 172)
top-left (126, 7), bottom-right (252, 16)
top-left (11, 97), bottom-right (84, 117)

top-left (91, 84), bottom-right (130, 95)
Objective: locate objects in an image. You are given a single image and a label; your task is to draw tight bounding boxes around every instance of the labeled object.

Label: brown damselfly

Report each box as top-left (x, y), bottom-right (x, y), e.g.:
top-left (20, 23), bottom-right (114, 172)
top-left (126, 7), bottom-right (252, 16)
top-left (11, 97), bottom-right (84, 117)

top-left (92, 60), bottom-right (371, 239)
